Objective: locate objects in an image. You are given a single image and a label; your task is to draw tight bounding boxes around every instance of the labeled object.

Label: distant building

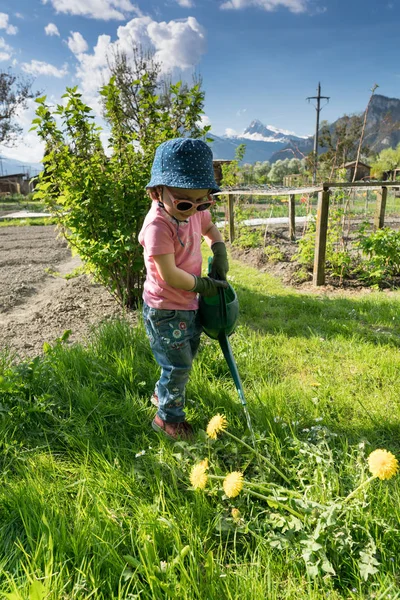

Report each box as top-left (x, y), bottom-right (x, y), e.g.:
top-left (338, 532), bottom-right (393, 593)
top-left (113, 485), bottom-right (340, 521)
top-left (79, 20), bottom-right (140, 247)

top-left (338, 161), bottom-right (371, 182)
top-left (0, 173), bottom-right (34, 196)
top-left (382, 168), bottom-right (400, 181)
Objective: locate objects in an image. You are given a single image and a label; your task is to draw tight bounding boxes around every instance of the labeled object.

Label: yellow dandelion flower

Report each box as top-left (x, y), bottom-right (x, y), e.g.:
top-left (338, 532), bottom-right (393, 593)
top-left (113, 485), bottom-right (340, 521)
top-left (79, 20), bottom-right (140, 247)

top-left (223, 471), bottom-right (244, 498)
top-left (231, 508), bottom-right (241, 522)
top-left (368, 449), bottom-right (399, 480)
top-left (190, 460), bottom-right (209, 490)
top-left (206, 414), bottom-right (228, 439)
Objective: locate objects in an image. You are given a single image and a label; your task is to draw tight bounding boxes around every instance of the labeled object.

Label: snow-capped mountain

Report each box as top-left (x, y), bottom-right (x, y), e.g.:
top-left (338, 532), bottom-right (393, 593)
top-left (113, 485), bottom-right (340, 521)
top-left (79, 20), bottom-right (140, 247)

top-left (239, 120), bottom-right (308, 143)
top-left (209, 119), bottom-right (307, 163)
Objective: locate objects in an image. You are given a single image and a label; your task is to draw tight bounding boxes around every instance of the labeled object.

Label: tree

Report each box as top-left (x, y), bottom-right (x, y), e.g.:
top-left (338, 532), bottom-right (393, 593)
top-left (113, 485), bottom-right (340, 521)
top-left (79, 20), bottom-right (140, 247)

top-left (371, 144), bottom-right (400, 179)
top-left (32, 52), bottom-right (210, 309)
top-left (106, 47), bottom-right (208, 146)
top-left (0, 69), bottom-right (38, 145)
top-left (288, 158), bottom-right (302, 174)
top-left (317, 115), bottom-right (364, 180)
top-left (221, 144), bottom-right (246, 187)
top-left (253, 161), bottom-right (271, 183)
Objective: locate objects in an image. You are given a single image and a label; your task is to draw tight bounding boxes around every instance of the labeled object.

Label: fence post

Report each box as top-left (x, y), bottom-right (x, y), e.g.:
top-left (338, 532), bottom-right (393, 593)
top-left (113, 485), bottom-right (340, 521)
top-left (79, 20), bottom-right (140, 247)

top-left (374, 186), bottom-right (387, 230)
top-left (313, 188), bottom-right (330, 286)
top-left (288, 194), bottom-right (296, 240)
top-left (227, 194), bottom-right (235, 242)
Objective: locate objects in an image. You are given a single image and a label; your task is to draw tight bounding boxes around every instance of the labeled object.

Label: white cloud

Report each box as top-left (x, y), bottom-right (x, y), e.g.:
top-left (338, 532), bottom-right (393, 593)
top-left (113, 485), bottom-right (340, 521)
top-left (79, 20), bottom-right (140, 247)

top-left (225, 128), bottom-right (238, 137)
top-left (21, 60), bottom-right (69, 78)
top-left (0, 99), bottom-right (45, 163)
top-left (0, 12), bottom-right (18, 34)
top-left (0, 131), bottom-right (45, 164)
top-left (147, 17), bottom-right (206, 70)
top-left (43, 0), bottom-right (142, 21)
top-left (220, 0), bottom-right (309, 13)
top-left (176, 0), bottom-right (194, 6)
top-left (236, 108), bottom-right (247, 117)
top-left (45, 22), bottom-right (60, 36)
top-left (15, 13), bottom-right (24, 19)
top-left (0, 37), bottom-right (12, 61)
top-left (199, 114), bottom-right (211, 127)
top-left (72, 15), bottom-right (206, 112)
top-left (67, 31), bottom-right (89, 54)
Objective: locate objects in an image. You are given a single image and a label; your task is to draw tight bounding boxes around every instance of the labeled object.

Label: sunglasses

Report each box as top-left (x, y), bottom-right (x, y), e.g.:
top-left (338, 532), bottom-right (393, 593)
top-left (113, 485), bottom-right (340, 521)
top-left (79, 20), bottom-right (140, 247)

top-left (164, 187), bottom-right (215, 212)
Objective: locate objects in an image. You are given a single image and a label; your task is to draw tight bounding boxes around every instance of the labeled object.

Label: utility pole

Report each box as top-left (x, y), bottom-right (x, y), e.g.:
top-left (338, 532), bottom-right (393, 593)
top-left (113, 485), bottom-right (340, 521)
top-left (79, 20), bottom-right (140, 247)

top-left (307, 82), bottom-right (330, 184)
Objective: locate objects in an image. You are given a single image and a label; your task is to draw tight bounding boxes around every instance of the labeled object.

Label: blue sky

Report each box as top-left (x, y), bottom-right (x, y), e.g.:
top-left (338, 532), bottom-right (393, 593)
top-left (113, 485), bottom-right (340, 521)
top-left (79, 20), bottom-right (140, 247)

top-left (0, 0), bottom-right (399, 162)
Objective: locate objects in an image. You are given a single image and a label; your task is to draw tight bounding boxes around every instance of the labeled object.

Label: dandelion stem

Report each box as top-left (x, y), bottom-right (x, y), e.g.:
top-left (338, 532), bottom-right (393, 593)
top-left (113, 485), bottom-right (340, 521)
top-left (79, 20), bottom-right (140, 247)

top-left (223, 430), bottom-right (291, 485)
top-left (342, 475), bottom-right (375, 503)
top-left (208, 477), bottom-right (304, 518)
top-left (208, 475), bottom-right (302, 501)
top-left (246, 489), bottom-right (304, 520)
top-left (245, 481), bottom-right (303, 498)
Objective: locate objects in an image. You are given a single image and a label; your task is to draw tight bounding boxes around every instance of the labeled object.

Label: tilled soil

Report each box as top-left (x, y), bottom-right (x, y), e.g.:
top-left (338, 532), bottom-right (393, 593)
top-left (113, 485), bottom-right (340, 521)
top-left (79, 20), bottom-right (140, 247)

top-left (0, 226), bottom-right (137, 359)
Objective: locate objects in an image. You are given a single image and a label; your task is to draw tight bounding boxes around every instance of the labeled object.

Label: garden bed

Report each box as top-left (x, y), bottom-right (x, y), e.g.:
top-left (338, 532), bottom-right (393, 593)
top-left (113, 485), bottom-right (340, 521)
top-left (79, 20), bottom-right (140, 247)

top-left (0, 225), bottom-right (137, 358)
top-left (229, 215), bottom-right (400, 292)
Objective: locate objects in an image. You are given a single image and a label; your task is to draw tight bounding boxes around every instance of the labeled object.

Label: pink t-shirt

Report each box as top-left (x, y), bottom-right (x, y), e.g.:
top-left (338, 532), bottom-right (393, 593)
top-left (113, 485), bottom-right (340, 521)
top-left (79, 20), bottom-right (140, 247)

top-left (138, 201), bottom-right (212, 310)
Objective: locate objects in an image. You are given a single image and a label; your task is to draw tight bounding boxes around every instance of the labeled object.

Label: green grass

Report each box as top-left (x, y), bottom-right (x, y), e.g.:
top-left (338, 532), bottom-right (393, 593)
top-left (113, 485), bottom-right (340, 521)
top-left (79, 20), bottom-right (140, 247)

top-left (1, 255), bottom-right (400, 598)
top-left (0, 217), bottom-right (56, 227)
top-left (0, 197), bottom-right (45, 211)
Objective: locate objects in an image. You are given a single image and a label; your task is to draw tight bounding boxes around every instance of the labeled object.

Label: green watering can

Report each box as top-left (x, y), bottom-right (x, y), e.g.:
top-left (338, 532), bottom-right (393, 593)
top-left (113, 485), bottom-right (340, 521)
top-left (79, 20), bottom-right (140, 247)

top-left (198, 260), bottom-right (255, 443)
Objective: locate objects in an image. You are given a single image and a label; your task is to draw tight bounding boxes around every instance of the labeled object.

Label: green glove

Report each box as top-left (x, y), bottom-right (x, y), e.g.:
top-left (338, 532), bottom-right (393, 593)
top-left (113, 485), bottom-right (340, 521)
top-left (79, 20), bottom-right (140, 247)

top-left (190, 275), bottom-right (229, 297)
top-left (210, 242), bottom-right (229, 281)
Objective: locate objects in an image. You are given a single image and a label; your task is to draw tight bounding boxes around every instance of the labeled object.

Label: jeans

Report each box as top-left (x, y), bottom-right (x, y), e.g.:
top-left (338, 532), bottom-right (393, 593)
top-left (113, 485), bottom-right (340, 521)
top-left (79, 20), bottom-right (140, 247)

top-left (143, 303), bottom-right (203, 423)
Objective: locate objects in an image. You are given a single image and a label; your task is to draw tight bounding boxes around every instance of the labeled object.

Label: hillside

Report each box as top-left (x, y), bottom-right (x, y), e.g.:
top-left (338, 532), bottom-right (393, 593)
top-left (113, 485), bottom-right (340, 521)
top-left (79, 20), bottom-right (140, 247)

top-left (269, 94), bottom-right (400, 163)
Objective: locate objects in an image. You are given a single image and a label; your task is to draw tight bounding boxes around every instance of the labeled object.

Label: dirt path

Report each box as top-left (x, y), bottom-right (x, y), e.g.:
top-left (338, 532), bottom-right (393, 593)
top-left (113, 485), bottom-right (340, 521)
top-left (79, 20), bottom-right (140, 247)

top-left (0, 226), bottom-right (137, 359)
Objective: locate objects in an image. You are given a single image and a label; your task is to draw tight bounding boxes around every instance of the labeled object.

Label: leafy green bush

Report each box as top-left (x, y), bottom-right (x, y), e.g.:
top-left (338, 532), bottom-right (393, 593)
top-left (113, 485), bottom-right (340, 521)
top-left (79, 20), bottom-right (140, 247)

top-left (356, 225), bottom-right (400, 285)
top-left (232, 227), bottom-right (263, 249)
top-left (32, 65), bottom-right (209, 308)
top-left (264, 244), bottom-right (284, 263)
top-left (294, 209), bottom-right (352, 280)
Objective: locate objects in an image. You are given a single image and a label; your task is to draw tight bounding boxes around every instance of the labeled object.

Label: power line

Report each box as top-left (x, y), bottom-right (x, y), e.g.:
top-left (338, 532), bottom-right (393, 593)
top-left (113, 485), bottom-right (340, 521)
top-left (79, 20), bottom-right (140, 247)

top-left (307, 82), bottom-right (330, 184)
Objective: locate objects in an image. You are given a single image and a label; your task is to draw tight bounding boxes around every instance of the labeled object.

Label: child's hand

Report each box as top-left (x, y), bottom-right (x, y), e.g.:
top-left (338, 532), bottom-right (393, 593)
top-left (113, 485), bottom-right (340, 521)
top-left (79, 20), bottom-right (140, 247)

top-left (191, 276), bottom-right (229, 297)
top-left (210, 242), bottom-right (229, 280)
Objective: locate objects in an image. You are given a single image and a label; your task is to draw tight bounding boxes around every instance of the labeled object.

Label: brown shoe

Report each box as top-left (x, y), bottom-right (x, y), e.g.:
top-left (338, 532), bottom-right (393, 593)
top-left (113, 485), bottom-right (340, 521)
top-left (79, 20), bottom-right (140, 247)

top-left (152, 414), bottom-right (194, 441)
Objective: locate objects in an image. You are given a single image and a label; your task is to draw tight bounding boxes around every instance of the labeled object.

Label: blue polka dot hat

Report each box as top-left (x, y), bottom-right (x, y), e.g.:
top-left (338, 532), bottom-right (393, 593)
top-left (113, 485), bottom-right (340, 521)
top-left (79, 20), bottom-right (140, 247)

top-left (146, 138), bottom-right (220, 194)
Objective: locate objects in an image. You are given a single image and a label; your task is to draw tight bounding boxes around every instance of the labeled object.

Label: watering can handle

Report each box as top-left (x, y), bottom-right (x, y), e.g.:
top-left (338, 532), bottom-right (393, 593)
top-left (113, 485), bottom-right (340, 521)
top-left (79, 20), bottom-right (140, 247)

top-left (207, 256), bottom-right (213, 275)
top-left (207, 256), bottom-right (228, 318)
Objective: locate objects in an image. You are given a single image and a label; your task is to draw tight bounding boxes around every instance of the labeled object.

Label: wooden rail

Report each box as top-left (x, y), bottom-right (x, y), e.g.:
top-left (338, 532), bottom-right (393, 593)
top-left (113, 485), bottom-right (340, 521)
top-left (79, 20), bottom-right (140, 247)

top-left (217, 181), bottom-right (400, 286)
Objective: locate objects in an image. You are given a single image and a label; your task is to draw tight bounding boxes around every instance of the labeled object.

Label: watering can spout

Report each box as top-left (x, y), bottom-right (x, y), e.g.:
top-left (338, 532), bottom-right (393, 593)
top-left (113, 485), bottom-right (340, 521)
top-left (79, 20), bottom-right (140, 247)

top-left (199, 265), bottom-right (256, 446)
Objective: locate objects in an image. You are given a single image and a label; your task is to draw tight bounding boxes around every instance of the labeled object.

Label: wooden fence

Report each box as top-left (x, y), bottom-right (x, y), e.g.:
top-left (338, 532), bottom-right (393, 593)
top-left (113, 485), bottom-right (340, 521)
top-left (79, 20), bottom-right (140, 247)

top-left (215, 181), bottom-right (400, 286)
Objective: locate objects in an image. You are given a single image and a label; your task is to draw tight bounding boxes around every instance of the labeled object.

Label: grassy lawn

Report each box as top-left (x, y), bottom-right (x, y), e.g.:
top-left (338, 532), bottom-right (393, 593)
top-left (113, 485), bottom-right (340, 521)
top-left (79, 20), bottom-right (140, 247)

top-left (0, 217), bottom-right (56, 227)
top-left (0, 196), bottom-right (46, 213)
top-left (1, 252), bottom-right (400, 599)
